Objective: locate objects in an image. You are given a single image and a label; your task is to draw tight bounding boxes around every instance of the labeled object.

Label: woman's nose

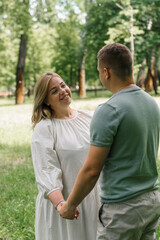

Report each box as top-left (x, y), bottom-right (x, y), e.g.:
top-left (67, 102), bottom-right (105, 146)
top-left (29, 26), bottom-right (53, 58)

top-left (59, 87), bottom-right (65, 93)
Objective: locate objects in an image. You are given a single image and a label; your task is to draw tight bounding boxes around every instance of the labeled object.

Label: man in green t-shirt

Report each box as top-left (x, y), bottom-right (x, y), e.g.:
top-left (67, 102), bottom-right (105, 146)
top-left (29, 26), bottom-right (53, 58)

top-left (59, 43), bottom-right (160, 240)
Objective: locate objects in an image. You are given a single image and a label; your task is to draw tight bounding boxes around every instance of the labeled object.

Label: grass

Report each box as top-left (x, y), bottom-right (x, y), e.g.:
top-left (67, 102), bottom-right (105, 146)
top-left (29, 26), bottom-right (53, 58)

top-left (0, 165), bottom-right (36, 240)
top-left (0, 103), bottom-right (36, 240)
top-left (0, 93), bottom-right (160, 240)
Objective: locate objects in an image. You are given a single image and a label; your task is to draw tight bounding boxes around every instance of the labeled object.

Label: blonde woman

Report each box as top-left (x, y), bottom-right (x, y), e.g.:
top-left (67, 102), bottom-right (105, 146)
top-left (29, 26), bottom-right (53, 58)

top-left (31, 72), bottom-right (99, 240)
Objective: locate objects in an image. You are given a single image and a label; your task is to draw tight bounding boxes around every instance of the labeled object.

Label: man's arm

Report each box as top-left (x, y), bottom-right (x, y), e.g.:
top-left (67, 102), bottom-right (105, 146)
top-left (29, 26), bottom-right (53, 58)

top-left (58, 144), bottom-right (110, 219)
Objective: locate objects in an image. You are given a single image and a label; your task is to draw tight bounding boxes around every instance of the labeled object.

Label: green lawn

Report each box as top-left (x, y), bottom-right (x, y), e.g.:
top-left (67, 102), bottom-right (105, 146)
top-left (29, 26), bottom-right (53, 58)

top-left (0, 94), bottom-right (160, 239)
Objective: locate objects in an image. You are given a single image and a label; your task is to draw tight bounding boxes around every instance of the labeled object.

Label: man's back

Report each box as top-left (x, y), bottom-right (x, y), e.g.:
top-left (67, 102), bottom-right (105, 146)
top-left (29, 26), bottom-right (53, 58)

top-left (90, 86), bottom-right (160, 203)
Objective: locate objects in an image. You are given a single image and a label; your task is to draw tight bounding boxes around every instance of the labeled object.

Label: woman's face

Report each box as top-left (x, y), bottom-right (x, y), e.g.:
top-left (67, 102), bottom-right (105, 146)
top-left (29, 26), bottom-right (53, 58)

top-left (46, 76), bottom-right (72, 111)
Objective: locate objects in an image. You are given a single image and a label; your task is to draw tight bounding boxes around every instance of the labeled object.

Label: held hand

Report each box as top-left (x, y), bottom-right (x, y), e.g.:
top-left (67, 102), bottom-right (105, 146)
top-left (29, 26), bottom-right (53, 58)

top-left (56, 201), bottom-right (66, 212)
top-left (58, 201), bottom-right (79, 220)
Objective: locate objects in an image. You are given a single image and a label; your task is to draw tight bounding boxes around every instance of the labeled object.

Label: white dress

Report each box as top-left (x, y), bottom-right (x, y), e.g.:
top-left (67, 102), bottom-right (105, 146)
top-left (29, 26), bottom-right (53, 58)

top-left (31, 110), bottom-right (100, 240)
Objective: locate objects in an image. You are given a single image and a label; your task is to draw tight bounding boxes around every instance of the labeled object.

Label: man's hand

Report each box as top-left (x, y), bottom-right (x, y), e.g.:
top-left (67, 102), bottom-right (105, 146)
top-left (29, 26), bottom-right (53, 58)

top-left (58, 201), bottom-right (79, 220)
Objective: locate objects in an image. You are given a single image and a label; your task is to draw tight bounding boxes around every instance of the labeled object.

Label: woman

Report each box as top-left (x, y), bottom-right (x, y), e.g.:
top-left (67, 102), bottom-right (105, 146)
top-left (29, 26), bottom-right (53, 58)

top-left (31, 72), bottom-right (99, 240)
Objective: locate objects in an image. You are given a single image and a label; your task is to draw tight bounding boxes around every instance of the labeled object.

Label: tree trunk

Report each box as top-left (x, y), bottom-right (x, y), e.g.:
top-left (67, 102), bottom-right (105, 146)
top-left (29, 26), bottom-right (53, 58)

top-left (158, 70), bottom-right (160, 86)
top-left (149, 67), bottom-right (157, 95)
top-left (77, 0), bottom-right (93, 98)
top-left (15, 34), bottom-right (28, 104)
top-left (27, 77), bottom-right (31, 97)
top-left (145, 67), bottom-right (154, 92)
top-left (145, 50), bottom-right (158, 94)
top-left (136, 58), bottom-right (146, 89)
top-left (78, 51), bottom-right (86, 98)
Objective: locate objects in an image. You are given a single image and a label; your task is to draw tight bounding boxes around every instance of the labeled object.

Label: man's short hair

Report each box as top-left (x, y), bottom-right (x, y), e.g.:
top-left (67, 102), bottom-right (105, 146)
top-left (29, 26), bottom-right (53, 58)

top-left (97, 43), bottom-right (133, 79)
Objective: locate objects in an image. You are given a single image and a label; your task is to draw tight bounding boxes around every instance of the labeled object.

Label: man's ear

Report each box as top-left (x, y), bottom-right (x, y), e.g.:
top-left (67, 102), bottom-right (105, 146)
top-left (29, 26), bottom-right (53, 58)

top-left (104, 67), bottom-right (111, 79)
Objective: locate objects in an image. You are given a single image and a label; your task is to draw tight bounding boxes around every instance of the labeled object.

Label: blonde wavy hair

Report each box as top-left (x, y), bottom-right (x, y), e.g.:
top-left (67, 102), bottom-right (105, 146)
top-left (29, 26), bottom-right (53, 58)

top-left (31, 72), bottom-right (61, 128)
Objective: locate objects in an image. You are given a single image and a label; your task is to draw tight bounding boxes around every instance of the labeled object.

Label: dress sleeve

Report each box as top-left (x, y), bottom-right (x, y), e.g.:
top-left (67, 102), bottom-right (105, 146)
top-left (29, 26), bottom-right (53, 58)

top-left (31, 119), bottom-right (63, 198)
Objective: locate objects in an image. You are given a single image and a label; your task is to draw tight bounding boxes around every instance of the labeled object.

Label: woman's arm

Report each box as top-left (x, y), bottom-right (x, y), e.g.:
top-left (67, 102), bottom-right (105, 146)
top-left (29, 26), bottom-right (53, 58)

top-left (48, 190), bottom-right (64, 211)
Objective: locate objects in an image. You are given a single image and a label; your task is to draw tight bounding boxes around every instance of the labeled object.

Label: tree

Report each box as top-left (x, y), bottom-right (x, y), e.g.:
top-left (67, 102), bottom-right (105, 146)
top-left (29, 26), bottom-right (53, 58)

top-left (0, 0), bottom-right (160, 96)
top-left (0, 29), bottom-right (18, 91)
top-left (0, 0), bottom-right (19, 92)
top-left (135, 0), bottom-right (160, 93)
top-left (25, 25), bottom-right (56, 95)
top-left (51, 0), bottom-right (81, 87)
top-left (84, 0), bottom-right (119, 84)
top-left (3, 0), bottom-right (31, 103)
top-left (16, 34), bottom-right (28, 103)
top-left (104, 0), bottom-right (143, 66)
top-left (10, 0), bottom-right (31, 103)
top-left (0, 0), bottom-right (57, 101)
top-left (25, 0), bottom-right (57, 95)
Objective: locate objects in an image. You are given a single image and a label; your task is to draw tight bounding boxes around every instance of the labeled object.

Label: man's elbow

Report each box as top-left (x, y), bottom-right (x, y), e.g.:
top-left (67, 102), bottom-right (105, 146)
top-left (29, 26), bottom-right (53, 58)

top-left (85, 168), bottom-right (101, 180)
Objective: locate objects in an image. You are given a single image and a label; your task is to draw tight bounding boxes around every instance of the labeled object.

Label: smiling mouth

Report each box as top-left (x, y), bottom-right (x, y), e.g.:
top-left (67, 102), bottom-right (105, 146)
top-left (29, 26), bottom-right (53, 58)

top-left (60, 94), bottom-right (69, 101)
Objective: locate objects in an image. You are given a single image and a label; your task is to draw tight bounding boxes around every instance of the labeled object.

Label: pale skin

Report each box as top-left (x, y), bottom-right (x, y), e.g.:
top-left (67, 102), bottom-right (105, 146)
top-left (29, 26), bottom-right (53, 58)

top-left (58, 60), bottom-right (135, 219)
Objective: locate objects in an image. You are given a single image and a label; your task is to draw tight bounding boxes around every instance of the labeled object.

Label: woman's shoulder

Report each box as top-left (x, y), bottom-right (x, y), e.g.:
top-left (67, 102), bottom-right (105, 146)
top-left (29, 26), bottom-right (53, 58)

top-left (35, 118), bottom-right (52, 128)
top-left (77, 109), bottom-right (93, 118)
top-left (33, 118), bottom-right (54, 136)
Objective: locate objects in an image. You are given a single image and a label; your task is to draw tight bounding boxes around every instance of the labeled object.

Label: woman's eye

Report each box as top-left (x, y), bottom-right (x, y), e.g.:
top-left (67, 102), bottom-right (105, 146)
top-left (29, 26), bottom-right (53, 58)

top-left (61, 84), bottom-right (66, 88)
top-left (52, 90), bottom-right (57, 94)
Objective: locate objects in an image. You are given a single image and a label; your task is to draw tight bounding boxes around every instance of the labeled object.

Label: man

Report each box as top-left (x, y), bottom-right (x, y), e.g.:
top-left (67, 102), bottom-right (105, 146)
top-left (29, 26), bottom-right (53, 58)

top-left (59, 43), bottom-right (160, 240)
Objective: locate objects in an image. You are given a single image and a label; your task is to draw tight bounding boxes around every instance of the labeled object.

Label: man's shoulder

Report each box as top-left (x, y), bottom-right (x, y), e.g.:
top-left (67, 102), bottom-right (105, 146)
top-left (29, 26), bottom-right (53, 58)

top-left (92, 100), bottom-right (119, 124)
top-left (96, 100), bottom-right (117, 113)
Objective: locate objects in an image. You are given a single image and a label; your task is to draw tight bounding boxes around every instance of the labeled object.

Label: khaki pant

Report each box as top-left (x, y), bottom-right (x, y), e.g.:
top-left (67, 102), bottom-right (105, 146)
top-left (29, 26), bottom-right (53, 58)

top-left (97, 190), bottom-right (160, 240)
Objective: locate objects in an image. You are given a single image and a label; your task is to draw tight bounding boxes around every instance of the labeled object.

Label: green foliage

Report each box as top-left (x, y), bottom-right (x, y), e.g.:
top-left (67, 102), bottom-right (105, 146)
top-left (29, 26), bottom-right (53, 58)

top-left (51, 3), bottom-right (82, 86)
top-left (84, 0), bottom-right (119, 82)
top-left (105, 8), bottom-right (143, 44)
top-left (133, 0), bottom-right (160, 66)
top-left (25, 25), bottom-right (56, 89)
top-left (2, 0), bottom-right (31, 35)
top-left (32, 0), bottom-right (57, 25)
top-left (99, 0), bottom-right (160, 77)
top-left (0, 30), bottom-right (18, 90)
top-left (0, 0), bottom-right (31, 92)
top-left (0, 0), bottom-right (160, 91)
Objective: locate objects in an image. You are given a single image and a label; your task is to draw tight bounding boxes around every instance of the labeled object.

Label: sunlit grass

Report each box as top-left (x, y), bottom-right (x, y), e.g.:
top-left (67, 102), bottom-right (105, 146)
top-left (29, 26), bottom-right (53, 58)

top-left (0, 94), bottom-right (160, 239)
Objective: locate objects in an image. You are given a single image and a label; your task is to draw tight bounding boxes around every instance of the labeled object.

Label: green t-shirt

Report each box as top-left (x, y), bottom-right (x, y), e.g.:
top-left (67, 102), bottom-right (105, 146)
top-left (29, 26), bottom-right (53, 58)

top-left (90, 86), bottom-right (160, 203)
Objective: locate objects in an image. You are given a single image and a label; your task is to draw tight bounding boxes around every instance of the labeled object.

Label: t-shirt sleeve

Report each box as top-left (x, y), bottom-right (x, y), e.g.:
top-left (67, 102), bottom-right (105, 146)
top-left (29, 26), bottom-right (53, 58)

top-left (90, 103), bottom-right (119, 147)
top-left (31, 119), bottom-right (63, 198)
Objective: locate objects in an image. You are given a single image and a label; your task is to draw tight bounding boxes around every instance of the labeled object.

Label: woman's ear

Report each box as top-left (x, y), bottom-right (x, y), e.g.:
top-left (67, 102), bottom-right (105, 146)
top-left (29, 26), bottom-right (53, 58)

top-left (44, 99), bottom-right (50, 106)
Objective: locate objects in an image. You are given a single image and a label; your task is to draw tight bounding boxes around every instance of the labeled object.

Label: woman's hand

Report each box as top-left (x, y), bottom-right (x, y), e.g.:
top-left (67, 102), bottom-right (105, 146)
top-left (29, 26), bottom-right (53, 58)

top-left (58, 201), bottom-right (79, 220)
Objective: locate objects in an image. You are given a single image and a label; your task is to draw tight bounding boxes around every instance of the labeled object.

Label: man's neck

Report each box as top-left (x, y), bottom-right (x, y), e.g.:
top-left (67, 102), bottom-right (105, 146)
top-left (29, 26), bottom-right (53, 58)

top-left (111, 77), bottom-right (135, 94)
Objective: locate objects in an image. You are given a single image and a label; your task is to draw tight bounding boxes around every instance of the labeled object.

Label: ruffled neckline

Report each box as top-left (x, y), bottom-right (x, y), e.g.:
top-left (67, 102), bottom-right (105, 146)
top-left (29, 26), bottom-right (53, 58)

top-left (52, 110), bottom-right (78, 121)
